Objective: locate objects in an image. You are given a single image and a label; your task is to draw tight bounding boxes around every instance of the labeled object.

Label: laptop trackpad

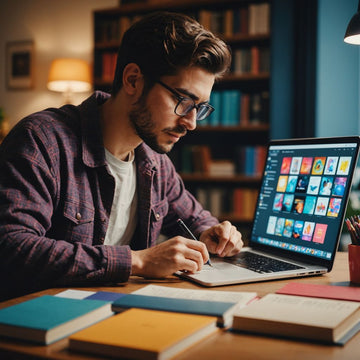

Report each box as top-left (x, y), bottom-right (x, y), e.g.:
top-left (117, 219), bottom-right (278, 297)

top-left (192, 260), bottom-right (260, 281)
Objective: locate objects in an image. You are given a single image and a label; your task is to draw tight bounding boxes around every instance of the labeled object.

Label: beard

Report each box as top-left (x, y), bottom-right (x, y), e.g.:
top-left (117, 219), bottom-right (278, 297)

top-left (129, 95), bottom-right (187, 154)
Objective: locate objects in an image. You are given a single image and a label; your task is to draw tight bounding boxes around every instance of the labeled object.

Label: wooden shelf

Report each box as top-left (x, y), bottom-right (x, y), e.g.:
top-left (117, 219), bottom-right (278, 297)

top-left (222, 73), bottom-right (270, 82)
top-left (195, 124), bottom-right (269, 132)
top-left (94, 0), bottom-right (264, 16)
top-left (94, 34), bottom-right (270, 50)
top-left (180, 173), bottom-right (262, 183)
top-left (218, 213), bottom-right (254, 223)
top-left (94, 73), bottom-right (270, 91)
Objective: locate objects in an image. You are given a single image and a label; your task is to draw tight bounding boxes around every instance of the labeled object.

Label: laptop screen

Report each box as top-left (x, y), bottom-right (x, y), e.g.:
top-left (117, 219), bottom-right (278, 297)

top-left (250, 136), bottom-right (360, 266)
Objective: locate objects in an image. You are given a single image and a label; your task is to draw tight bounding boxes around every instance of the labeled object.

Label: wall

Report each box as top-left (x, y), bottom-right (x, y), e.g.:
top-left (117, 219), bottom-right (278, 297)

top-left (316, 0), bottom-right (360, 137)
top-left (270, 0), bottom-right (295, 140)
top-left (0, 0), bottom-right (117, 127)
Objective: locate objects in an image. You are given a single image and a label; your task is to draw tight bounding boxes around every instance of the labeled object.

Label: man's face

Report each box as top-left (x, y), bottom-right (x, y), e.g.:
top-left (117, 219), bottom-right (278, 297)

top-left (129, 67), bottom-right (215, 154)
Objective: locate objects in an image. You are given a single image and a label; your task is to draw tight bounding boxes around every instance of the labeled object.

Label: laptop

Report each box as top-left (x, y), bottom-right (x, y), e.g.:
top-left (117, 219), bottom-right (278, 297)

top-left (179, 136), bottom-right (360, 286)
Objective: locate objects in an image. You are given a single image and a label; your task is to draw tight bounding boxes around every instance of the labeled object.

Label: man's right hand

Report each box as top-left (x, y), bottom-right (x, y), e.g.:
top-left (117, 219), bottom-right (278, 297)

top-left (130, 236), bottom-right (210, 278)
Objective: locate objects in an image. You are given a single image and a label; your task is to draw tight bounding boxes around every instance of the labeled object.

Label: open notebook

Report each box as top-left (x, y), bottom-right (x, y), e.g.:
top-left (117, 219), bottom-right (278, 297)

top-left (179, 136), bottom-right (360, 286)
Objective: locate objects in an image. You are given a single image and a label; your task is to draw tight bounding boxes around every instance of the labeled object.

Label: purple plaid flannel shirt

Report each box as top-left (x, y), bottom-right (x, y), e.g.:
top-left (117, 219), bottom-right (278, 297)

top-left (0, 91), bottom-right (218, 299)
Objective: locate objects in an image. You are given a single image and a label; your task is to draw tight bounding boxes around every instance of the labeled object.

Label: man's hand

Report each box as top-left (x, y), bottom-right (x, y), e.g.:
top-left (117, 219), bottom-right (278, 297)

top-left (199, 221), bottom-right (243, 257)
top-left (131, 236), bottom-right (210, 278)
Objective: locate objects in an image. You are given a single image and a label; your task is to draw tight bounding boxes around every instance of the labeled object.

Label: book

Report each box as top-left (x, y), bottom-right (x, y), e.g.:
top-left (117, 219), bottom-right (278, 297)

top-left (112, 294), bottom-right (235, 328)
top-left (133, 285), bottom-right (257, 310)
top-left (85, 291), bottom-right (127, 302)
top-left (232, 293), bottom-right (360, 345)
top-left (56, 289), bottom-right (127, 302)
top-left (0, 295), bottom-right (113, 344)
top-left (276, 282), bottom-right (360, 302)
top-left (112, 285), bottom-right (256, 328)
top-left (69, 308), bottom-right (218, 360)
top-left (221, 90), bottom-right (241, 125)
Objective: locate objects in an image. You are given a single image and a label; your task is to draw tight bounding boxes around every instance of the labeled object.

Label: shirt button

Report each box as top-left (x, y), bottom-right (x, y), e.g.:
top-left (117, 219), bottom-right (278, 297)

top-left (155, 213), bottom-right (160, 220)
top-left (76, 212), bottom-right (82, 221)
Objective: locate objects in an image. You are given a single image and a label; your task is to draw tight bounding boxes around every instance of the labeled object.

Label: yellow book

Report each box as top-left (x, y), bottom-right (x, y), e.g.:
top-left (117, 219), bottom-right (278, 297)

top-left (69, 308), bottom-right (218, 360)
top-left (232, 294), bottom-right (360, 345)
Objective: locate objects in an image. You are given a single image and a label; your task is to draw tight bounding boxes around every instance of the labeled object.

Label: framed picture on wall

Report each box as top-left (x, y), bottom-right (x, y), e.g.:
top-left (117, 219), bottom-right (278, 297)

top-left (6, 40), bottom-right (34, 90)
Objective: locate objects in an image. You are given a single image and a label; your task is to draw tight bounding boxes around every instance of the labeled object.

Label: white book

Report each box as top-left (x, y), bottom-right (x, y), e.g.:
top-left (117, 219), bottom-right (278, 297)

top-left (232, 293), bottom-right (360, 345)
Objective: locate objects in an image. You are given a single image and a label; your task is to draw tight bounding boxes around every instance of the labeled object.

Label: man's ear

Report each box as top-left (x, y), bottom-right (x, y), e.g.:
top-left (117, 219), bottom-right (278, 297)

top-left (122, 63), bottom-right (143, 96)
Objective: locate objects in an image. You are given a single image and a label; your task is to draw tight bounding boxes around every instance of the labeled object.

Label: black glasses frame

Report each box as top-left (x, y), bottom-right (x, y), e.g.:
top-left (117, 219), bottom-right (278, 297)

top-left (157, 80), bottom-right (214, 121)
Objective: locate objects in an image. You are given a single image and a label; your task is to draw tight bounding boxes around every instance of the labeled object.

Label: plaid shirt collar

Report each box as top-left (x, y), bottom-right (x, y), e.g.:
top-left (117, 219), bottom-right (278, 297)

top-left (78, 91), bottom-right (158, 172)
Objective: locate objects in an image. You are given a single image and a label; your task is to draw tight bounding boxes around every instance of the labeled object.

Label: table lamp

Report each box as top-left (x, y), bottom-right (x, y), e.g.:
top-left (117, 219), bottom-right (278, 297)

top-left (47, 58), bottom-right (92, 103)
top-left (344, 0), bottom-right (360, 44)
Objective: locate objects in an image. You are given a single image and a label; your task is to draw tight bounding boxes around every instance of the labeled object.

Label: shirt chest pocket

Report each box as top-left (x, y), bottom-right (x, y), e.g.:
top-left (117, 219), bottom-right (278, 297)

top-left (150, 199), bottom-right (169, 239)
top-left (63, 200), bottom-right (95, 243)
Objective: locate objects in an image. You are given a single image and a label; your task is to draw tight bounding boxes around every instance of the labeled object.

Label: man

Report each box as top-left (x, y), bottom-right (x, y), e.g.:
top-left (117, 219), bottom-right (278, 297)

top-left (0, 12), bottom-right (243, 300)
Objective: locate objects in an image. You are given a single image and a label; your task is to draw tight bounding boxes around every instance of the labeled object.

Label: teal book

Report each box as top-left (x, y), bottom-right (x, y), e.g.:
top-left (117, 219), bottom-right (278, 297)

top-left (221, 90), bottom-right (241, 126)
top-left (112, 294), bottom-right (237, 328)
top-left (0, 295), bottom-right (113, 344)
top-left (208, 91), bottom-right (222, 126)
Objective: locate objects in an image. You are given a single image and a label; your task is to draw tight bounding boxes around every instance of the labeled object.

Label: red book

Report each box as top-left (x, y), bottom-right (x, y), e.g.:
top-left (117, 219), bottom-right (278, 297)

top-left (276, 282), bottom-right (360, 302)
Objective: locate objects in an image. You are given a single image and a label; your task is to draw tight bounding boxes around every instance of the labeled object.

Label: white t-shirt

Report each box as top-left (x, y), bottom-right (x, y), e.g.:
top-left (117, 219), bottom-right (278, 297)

top-left (104, 149), bottom-right (137, 246)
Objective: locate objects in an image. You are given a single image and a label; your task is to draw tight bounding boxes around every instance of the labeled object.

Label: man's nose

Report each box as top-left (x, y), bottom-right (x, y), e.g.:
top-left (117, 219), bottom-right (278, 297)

top-left (178, 109), bottom-right (197, 131)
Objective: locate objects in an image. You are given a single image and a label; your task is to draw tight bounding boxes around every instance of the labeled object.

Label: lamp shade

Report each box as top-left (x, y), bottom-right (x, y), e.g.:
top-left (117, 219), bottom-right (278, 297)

top-left (47, 58), bottom-right (92, 92)
top-left (344, 2), bottom-right (360, 44)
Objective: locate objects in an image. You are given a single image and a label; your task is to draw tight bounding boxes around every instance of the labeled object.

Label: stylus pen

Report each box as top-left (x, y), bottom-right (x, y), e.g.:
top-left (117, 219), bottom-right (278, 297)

top-left (176, 218), bottom-right (212, 267)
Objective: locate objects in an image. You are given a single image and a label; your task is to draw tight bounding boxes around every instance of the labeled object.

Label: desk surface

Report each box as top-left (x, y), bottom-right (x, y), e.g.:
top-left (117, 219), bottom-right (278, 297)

top-left (0, 252), bottom-right (359, 360)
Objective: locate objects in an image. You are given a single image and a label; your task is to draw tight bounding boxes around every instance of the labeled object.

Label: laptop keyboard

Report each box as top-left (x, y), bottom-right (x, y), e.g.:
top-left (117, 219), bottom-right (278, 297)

top-left (224, 252), bottom-right (305, 274)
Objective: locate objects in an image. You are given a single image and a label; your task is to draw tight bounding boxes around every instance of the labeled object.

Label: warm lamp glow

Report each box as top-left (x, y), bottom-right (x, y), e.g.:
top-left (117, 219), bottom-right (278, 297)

top-left (47, 58), bottom-right (92, 99)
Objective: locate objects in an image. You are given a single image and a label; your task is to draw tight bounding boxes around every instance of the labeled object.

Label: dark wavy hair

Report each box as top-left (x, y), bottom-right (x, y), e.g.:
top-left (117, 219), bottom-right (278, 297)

top-left (111, 11), bottom-right (231, 95)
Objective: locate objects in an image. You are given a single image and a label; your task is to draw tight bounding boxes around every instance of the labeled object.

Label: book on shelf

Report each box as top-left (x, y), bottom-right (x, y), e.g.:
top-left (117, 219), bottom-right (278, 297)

top-left (232, 293), bottom-right (360, 345)
top-left (235, 145), bottom-right (267, 176)
top-left (224, 9), bottom-right (234, 37)
top-left (95, 15), bottom-right (136, 44)
top-left (248, 2), bottom-right (270, 35)
top-left (195, 187), bottom-right (258, 221)
top-left (233, 6), bottom-right (249, 35)
top-left (207, 90), bottom-right (222, 126)
top-left (209, 159), bottom-right (236, 177)
top-left (69, 308), bottom-right (218, 360)
top-left (197, 3), bottom-right (270, 38)
top-left (111, 293), bottom-right (238, 328)
top-left (208, 187), bottom-right (226, 218)
top-left (232, 48), bottom-right (251, 75)
top-left (206, 90), bottom-right (269, 127)
top-left (0, 295), bottom-right (113, 345)
top-left (101, 52), bottom-right (117, 82)
top-left (276, 282), bottom-right (360, 302)
top-left (233, 188), bottom-right (258, 219)
top-left (221, 90), bottom-right (241, 126)
top-left (95, 19), bottom-right (120, 43)
top-left (180, 145), bottom-right (211, 174)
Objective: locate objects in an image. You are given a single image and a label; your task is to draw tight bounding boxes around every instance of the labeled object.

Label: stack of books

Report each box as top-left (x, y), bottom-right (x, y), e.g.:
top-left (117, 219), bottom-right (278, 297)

top-left (0, 283), bottom-right (359, 359)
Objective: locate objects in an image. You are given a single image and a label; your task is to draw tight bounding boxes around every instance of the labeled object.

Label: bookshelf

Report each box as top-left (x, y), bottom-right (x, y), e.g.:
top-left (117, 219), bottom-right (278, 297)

top-left (93, 0), bottom-right (271, 239)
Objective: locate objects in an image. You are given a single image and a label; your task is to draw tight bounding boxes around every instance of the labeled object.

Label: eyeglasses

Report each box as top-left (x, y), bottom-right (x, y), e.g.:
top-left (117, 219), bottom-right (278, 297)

top-left (157, 80), bottom-right (214, 121)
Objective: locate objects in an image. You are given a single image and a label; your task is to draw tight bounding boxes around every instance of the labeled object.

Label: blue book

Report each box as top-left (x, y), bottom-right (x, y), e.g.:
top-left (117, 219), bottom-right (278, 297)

top-left (221, 90), bottom-right (241, 126)
top-left (112, 294), bottom-right (237, 327)
top-left (0, 295), bottom-right (113, 344)
top-left (245, 146), bottom-right (255, 176)
top-left (85, 291), bottom-right (127, 302)
top-left (208, 91), bottom-right (222, 126)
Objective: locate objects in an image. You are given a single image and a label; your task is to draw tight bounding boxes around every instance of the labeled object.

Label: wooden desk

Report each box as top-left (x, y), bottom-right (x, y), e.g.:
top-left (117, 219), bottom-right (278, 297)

top-left (0, 252), bottom-right (359, 360)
